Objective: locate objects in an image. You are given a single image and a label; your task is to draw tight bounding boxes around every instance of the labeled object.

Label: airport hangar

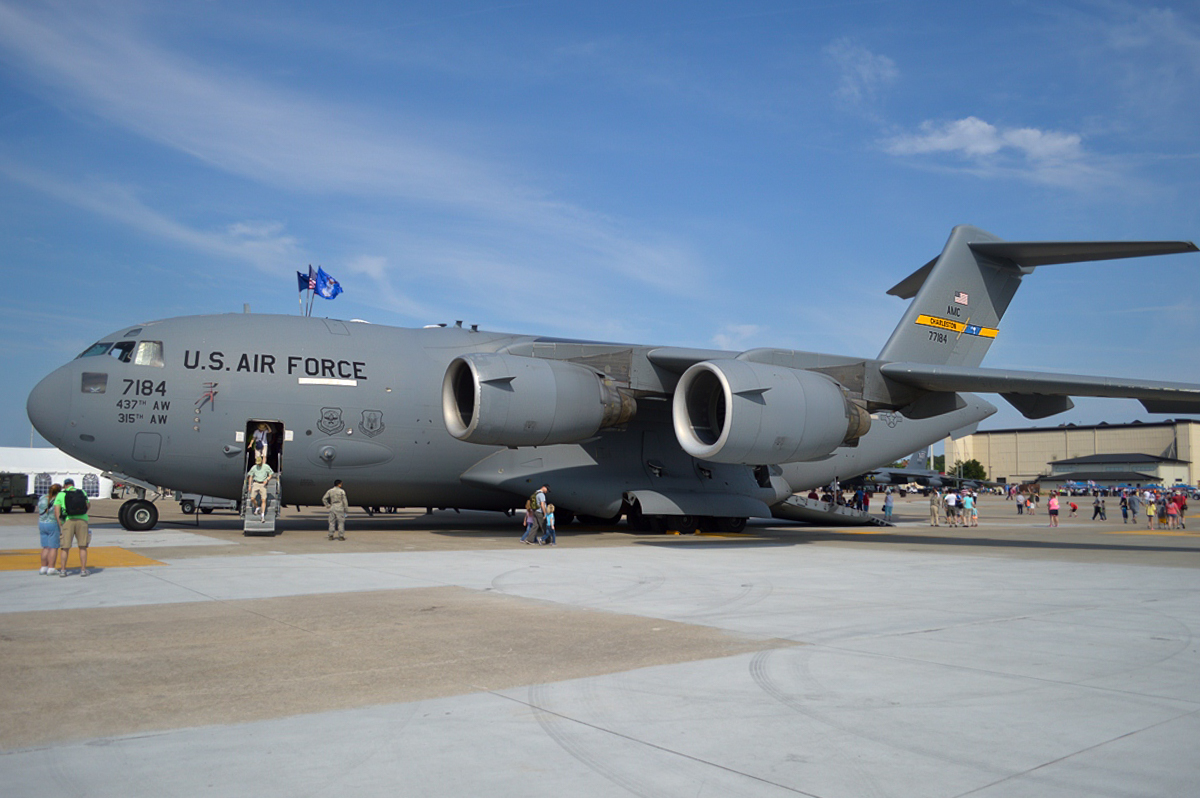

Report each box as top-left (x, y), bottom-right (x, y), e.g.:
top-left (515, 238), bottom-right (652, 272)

top-left (943, 418), bottom-right (1200, 490)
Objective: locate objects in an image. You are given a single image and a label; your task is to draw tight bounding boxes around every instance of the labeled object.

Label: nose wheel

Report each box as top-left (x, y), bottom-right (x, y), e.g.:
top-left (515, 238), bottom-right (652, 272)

top-left (118, 499), bottom-right (159, 531)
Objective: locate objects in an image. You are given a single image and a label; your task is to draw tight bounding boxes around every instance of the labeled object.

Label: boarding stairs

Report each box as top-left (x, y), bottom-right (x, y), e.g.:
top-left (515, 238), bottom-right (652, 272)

top-left (241, 480), bottom-right (281, 536)
top-left (771, 494), bottom-right (893, 527)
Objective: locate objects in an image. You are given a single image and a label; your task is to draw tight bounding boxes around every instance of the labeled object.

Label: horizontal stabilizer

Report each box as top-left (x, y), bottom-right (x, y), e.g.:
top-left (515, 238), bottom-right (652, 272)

top-left (887, 237), bottom-right (1198, 299)
top-left (969, 240), bottom-right (1198, 268)
top-left (880, 362), bottom-right (1200, 418)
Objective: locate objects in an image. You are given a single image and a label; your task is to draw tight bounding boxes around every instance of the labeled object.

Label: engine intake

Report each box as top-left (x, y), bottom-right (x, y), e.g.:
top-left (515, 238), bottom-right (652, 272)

top-left (443, 353), bottom-right (635, 447)
top-left (672, 360), bottom-right (869, 464)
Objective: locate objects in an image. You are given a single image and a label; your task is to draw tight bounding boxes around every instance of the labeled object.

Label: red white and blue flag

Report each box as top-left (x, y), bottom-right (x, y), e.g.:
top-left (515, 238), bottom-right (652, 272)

top-left (953, 291), bottom-right (969, 305)
top-left (296, 266), bottom-right (317, 292)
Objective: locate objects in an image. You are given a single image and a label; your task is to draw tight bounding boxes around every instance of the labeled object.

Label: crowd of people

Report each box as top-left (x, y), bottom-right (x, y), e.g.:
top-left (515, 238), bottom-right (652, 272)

top-left (1007, 486), bottom-right (1189, 529)
top-left (798, 480), bottom-right (1194, 531)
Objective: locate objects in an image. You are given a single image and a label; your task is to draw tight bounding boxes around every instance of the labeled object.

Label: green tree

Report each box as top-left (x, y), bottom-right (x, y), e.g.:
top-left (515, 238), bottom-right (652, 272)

top-left (933, 454), bottom-right (945, 473)
top-left (952, 459), bottom-right (987, 481)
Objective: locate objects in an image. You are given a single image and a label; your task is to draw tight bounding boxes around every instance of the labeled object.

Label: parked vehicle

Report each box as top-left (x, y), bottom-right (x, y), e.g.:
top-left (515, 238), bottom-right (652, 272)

top-left (0, 472), bottom-right (37, 513)
top-left (174, 491), bottom-right (239, 515)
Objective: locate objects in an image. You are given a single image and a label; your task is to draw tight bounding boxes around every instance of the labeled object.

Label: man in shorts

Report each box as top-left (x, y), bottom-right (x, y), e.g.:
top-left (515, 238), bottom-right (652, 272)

top-left (55, 478), bottom-right (90, 577)
top-left (246, 457), bottom-right (276, 521)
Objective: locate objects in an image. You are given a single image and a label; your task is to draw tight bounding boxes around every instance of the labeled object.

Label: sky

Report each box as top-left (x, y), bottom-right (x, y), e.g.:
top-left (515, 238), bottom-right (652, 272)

top-left (2, 0), bottom-right (1199, 449)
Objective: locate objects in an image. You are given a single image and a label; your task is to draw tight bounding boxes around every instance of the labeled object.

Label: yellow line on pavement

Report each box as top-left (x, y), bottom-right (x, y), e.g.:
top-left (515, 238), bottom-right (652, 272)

top-left (0, 547), bottom-right (165, 571)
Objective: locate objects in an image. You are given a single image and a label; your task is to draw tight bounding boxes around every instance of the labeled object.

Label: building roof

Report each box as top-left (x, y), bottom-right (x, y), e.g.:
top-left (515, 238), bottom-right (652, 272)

top-left (1054, 453), bottom-right (1186, 466)
top-left (1040, 471), bottom-right (1157, 483)
top-left (970, 418), bottom-right (1200, 436)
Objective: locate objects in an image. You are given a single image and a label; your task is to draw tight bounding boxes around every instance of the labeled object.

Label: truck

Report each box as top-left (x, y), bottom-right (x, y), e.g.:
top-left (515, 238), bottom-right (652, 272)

top-left (0, 473), bottom-right (38, 513)
top-left (173, 491), bottom-right (240, 515)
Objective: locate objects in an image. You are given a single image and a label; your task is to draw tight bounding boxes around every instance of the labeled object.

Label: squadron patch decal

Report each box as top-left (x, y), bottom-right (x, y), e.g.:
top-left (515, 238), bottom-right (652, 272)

top-left (317, 407), bottom-right (345, 435)
top-left (360, 410), bottom-right (385, 437)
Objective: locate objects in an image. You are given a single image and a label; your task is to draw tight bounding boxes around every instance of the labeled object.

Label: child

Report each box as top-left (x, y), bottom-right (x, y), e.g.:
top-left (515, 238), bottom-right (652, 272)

top-left (520, 506), bottom-right (537, 544)
top-left (540, 504), bottom-right (557, 546)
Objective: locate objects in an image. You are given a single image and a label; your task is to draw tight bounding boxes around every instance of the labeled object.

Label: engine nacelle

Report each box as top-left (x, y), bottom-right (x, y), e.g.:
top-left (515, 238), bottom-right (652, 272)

top-left (672, 360), bottom-right (870, 464)
top-left (443, 353), bottom-right (635, 447)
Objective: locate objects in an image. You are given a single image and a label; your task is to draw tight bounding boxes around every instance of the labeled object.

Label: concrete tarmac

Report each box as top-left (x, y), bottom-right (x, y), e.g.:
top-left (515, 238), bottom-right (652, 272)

top-left (2, 494), bottom-right (1199, 797)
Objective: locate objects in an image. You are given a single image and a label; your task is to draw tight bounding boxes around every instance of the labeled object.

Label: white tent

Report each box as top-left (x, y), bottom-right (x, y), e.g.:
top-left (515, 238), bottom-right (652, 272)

top-left (0, 447), bottom-right (114, 498)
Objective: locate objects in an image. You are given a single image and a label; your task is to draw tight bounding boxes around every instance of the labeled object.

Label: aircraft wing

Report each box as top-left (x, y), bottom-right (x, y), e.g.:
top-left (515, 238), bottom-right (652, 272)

top-left (880, 362), bottom-right (1200, 418)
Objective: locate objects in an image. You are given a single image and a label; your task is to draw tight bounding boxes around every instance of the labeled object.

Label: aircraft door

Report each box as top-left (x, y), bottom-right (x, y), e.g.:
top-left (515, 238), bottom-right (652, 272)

top-left (245, 420), bottom-right (284, 474)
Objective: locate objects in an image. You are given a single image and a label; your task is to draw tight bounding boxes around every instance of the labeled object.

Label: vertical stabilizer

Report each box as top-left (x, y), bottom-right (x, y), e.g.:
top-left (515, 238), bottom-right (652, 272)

top-left (877, 225), bottom-right (1022, 368)
top-left (877, 227), bottom-right (1196, 368)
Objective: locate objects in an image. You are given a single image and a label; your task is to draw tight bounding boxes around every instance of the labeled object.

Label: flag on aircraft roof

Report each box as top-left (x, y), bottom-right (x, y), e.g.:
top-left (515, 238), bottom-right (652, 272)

top-left (315, 267), bottom-right (343, 300)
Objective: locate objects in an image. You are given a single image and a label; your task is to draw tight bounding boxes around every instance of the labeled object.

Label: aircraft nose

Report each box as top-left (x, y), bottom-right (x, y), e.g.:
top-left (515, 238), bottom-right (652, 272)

top-left (27, 368), bottom-right (71, 445)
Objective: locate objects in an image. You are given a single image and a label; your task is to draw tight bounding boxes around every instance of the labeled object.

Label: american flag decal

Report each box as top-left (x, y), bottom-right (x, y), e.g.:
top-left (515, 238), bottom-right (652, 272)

top-left (953, 291), bottom-right (969, 305)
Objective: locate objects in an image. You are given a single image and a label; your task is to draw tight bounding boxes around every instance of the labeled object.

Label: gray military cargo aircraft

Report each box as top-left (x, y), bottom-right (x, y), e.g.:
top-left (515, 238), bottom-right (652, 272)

top-left (26, 225), bottom-right (1200, 533)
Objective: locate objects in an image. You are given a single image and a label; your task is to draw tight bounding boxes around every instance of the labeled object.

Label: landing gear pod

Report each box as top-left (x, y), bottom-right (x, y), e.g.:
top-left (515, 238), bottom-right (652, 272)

top-left (443, 353), bottom-right (635, 447)
top-left (672, 360), bottom-right (869, 464)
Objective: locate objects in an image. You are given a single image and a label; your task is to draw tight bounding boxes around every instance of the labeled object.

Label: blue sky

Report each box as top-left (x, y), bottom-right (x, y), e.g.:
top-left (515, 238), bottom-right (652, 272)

top-left (2, 0), bottom-right (1199, 448)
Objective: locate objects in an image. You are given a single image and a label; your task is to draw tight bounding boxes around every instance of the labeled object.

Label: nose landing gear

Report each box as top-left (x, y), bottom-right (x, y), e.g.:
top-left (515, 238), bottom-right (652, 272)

top-left (118, 498), bottom-right (159, 531)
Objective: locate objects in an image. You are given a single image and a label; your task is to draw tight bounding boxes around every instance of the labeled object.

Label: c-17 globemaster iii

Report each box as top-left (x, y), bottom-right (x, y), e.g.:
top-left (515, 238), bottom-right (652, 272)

top-left (26, 225), bottom-right (1200, 533)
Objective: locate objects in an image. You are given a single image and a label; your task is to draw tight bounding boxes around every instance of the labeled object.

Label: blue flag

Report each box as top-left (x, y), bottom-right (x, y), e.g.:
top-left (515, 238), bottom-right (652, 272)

top-left (315, 267), bottom-right (343, 300)
top-left (296, 271), bottom-right (310, 292)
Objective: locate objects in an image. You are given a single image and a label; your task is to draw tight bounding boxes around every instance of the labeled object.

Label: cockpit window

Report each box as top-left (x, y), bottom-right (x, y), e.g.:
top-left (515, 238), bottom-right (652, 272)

top-left (133, 341), bottom-right (164, 367)
top-left (109, 341), bottom-right (135, 363)
top-left (124, 328), bottom-right (143, 337)
top-left (78, 342), bottom-right (114, 358)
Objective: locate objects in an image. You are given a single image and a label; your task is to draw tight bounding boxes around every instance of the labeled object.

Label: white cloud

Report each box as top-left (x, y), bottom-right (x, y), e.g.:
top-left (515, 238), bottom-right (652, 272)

top-left (0, 1), bottom-right (702, 305)
top-left (824, 38), bottom-right (898, 106)
top-left (881, 116), bottom-right (1105, 187)
top-left (711, 324), bottom-right (761, 351)
top-left (885, 117), bottom-right (1082, 161)
top-left (0, 156), bottom-right (305, 271)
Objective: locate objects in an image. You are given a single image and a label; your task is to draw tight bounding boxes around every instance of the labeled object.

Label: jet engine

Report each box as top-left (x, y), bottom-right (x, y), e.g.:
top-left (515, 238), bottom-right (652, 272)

top-left (443, 353), bottom-right (636, 447)
top-left (672, 360), bottom-right (870, 464)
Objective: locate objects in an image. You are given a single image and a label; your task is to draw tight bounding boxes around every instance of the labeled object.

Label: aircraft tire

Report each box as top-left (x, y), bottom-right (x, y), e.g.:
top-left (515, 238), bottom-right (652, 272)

top-left (118, 500), bottom-right (135, 529)
top-left (715, 516), bottom-right (748, 533)
top-left (125, 500), bottom-right (158, 531)
top-left (180, 500), bottom-right (195, 514)
top-left (555, 509), bottom-right (575, 526)
top-left (668, 515), bottom-right (700, 534)
top-left (626, 502), bottom-right (651, 531)
top-left (1, 506), bottom-right (11, 513)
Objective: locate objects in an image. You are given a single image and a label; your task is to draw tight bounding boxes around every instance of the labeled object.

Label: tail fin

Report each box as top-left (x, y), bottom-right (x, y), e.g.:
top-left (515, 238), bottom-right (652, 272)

top-left (908, 447), bottom-right (930, 471)
top-left (877, 225), bottom-right (1197, 367)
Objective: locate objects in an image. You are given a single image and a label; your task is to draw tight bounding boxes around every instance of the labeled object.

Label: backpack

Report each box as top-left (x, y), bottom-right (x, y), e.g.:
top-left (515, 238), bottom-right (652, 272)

top-left (63, 488), bottom-right (88, 517)
top-left (526, 493), bottom-right (538, 513)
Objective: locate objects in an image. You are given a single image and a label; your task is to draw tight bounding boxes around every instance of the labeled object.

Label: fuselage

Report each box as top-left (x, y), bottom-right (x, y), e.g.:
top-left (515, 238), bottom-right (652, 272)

top-left (27, 313), bottom-right (996, 517)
